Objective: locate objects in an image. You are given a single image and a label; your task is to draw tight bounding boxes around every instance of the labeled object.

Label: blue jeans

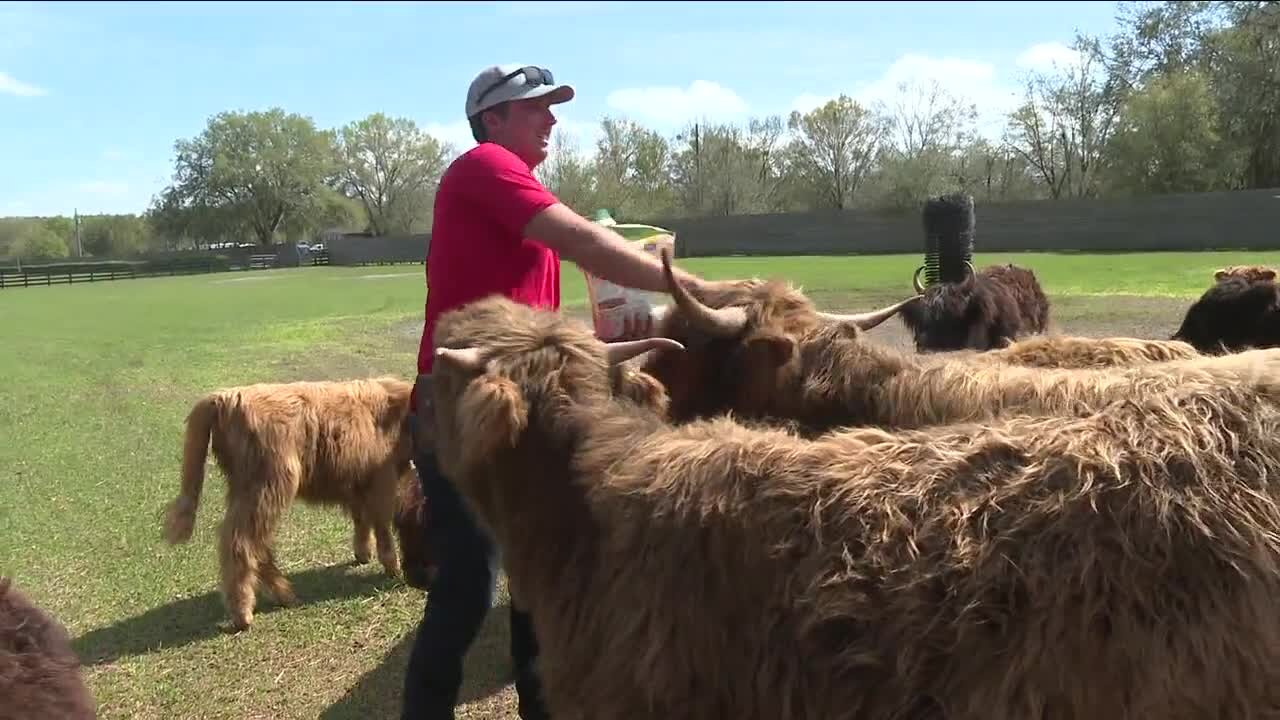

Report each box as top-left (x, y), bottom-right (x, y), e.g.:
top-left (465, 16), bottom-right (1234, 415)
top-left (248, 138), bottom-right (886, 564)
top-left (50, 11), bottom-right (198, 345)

top-left (401, 414), bottom-right (549, 720)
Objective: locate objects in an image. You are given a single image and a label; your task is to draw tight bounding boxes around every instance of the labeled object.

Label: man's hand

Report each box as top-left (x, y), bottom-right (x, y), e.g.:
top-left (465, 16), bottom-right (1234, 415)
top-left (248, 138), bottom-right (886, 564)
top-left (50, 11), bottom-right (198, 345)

top-left (525, 203), bottom-right (708, 295)
top-left (597, 306), bottom-right (656, 342)
top-left (613, 307), bottom-right (655, 341)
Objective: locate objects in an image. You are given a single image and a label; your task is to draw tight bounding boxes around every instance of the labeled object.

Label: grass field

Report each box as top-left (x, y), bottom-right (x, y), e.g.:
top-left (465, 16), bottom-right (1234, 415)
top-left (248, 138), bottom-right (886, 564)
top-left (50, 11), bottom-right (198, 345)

top-left (4, 250), bottom-right (1280, 719)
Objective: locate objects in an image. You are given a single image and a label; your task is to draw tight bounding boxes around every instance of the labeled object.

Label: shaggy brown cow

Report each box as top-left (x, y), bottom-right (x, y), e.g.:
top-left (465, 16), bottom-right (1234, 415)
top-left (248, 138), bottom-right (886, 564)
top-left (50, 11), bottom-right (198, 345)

top-left (161, 376), bottom-right (430, 632)
top-left (421, 294), bottom-right (1280, 720)
top-left (642, 249), bottom-right (1260, 435)
top-left (897, 260), bottom-right (1050, 352)
top-left (959, 333), bottom-right (1201, 369)
top-left (1215, 264), bottom-right (1277, 283)
top-left (0, 578), bottom-right (96, 720)
top-left (1172, 275), bottom-right (1280, 355)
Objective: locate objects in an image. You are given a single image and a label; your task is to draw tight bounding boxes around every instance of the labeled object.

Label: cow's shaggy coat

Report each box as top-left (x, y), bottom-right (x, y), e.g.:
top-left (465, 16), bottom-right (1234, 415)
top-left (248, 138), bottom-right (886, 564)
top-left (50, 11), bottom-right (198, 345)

top-left (898, 261), bottom-right (1050, 352)
top-left (961, 334), bottom-right (1201, 369)
top-left (1172, 275), bottom-right (1280, 354)
top-left (423, 294), bottom-right (1280, 720)
top-left (0, 578), bottom-right (96, 720)
top-left (643, 250), bottom-right (1240, 435)
top-left (161, 376), bottom-right (428, 631)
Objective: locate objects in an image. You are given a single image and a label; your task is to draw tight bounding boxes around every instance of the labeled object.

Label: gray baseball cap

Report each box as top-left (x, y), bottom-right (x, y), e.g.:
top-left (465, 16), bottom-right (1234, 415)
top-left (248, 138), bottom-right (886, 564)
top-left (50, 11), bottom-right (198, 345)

top-left (465, 64), bottom-right (575, 118)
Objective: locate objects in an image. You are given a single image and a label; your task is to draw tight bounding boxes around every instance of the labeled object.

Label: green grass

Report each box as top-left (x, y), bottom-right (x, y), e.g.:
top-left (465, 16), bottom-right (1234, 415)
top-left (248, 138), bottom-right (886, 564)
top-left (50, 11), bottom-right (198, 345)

top-left (3, 250), bottom-right (1279, 719)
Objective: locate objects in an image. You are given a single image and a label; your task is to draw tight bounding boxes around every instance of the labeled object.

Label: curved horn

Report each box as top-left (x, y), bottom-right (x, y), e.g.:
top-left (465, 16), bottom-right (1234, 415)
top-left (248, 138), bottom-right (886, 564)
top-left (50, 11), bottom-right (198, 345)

top-left (817, 296), bottom-right (920, 331)
top-left (605, 337), bottom-right (685, 365)
top-left (960, 261), bottom-right (976, 290)
top-left (434, 346), bottom-right (485, 372)
top-left (912, 265), bottom-right (926, 294)
top-left (660, 248), bottom-right (748, 338)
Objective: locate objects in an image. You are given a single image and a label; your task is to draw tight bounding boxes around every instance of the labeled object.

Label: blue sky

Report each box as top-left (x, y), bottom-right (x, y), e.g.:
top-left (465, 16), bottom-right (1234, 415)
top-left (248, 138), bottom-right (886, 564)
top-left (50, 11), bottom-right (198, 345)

top-left (0, 0), bottom-right (1126, 218)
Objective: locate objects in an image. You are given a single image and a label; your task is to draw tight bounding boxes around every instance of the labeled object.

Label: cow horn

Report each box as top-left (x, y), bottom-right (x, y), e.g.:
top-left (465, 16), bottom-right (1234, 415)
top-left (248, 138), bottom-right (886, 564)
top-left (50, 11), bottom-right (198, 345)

top-left (605, 337), bottom-right (685, 365)
top-left (660, 248), bottom-right (748, 338)
top-left (960, 261), bottom-right (976, 290)
top-left (434, 346), bottom-right (485, 372)
top-left (912, 265), bottom-right (926, 294)
top-left (817, 297), bottom-right (919, 331)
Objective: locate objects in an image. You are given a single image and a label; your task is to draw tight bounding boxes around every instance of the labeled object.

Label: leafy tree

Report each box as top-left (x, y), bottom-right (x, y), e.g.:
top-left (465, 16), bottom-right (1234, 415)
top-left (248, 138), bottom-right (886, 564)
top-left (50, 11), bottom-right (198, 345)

top-left (334, 113), bottom-right (453, 235)
top-left (156, 108), bottom-right (340, 246)
top-left (785, 96), bottom-right (888, 209)
top-left (1102, 68), bottom-right (1227, 195)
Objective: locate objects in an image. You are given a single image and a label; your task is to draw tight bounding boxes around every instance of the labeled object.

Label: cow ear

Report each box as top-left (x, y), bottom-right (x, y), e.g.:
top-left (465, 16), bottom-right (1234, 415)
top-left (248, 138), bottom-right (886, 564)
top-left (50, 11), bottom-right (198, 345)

top-left (457, 375), bottom-right (528, 466)
top-left (745, 331), bottom-right (796, 368)
top-left (611, 366), bottom-right (670, 415)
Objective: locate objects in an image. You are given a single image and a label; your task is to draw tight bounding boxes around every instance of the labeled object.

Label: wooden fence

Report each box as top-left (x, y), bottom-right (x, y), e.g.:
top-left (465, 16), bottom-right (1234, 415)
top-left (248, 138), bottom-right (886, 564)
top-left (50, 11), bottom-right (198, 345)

top-left (0, 250), bottom-right (331, 290)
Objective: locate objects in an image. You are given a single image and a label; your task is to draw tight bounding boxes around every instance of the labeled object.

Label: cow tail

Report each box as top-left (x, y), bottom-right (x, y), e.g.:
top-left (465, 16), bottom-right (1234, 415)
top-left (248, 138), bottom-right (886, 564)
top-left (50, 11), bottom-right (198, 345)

top-left (163, 394), bottom-right (219, 545)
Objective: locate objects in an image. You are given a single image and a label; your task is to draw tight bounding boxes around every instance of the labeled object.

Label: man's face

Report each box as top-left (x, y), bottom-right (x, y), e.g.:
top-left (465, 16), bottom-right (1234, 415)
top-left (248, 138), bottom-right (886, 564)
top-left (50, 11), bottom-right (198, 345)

top-left (485, 95), bottom-right (558, 167)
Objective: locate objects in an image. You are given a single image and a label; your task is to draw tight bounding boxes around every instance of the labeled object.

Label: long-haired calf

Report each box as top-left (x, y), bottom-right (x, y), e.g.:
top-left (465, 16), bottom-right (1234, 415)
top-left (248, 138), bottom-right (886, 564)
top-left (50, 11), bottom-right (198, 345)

top-left (422, 294), bottom-right (1280, 720)
top-left (160, 376), bottom-right (429, 631)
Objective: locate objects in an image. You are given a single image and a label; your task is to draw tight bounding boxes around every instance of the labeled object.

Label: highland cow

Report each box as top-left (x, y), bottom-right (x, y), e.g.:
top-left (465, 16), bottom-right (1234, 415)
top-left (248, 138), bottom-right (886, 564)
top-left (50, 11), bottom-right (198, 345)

top-left (0, 578), bottom-right (96, 720)
top-left (160, 376), bottom-right (431, 632)
top-left (642, 249), bottom-right (1266, 435)
top-left (421, 293), bottom-right (1280, 720)
top-left (1172, 275), bottom-right (1280, 355)
top-left (897, 260), bottom-right (1051, 352)
top-left (963, 333), bottom-right (1201, 369)
top-left (1215, 264), bottom-right (1277, 283)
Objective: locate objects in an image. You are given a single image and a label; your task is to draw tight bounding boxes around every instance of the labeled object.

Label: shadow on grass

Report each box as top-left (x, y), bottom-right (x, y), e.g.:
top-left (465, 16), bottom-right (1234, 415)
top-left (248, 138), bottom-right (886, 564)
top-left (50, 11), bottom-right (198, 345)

top-left (320, 598), bottom-right (515, 719)
top-left (72, 562), bottom-right (399, 667)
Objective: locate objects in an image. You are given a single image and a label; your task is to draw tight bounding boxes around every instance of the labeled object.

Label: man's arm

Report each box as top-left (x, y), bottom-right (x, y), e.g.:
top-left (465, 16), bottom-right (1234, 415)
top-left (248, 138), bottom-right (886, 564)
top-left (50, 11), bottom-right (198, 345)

top-left (524, 203), bottom-right (709, 295)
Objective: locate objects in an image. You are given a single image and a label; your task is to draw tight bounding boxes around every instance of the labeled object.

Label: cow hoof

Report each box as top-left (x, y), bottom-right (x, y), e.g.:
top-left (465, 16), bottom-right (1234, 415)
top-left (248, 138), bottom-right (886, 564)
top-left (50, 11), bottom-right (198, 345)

top-left (223, 617), bottom-right (252, 634)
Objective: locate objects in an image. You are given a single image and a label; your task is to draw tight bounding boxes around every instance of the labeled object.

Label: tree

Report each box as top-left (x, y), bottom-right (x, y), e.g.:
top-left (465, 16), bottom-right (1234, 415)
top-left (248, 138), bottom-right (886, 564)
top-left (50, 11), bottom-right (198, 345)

top-left (585, 118), bottom-right (665, 219)
top-left (5, 221), bottom-right (69, 261)
top-left (81, 214), bottom-right (151, 257)
top-left (869, 80), bottom-right (980, 210)
top-left (1102, 68), bottom-right (1227, 195)
top-left (784, 96), bottom-right (888, 210)
top-left (1201, 1), bottom-right (1280, 188)
top-left (1004, 35), bottom-right (1121, 199)
top-left (156, 108), bottom-right (340, 246)
top-left (334, 113), bottom-right (453, 235)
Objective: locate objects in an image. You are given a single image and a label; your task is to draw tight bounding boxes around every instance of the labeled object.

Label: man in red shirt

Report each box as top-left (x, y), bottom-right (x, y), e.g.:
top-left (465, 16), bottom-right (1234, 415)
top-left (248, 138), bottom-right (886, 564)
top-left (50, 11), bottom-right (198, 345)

top-left (401, 64), bottom-right (714, 720)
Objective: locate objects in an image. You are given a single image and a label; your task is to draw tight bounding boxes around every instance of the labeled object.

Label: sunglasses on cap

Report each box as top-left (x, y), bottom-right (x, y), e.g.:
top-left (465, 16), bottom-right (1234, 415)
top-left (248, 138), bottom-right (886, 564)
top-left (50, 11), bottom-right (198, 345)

top-left (476, 66), bottom-right (556, 106)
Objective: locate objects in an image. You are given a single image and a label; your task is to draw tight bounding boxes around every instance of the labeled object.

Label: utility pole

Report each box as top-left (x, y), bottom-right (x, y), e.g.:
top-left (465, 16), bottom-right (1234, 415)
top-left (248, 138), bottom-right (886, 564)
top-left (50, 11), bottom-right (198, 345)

top-left (74, 208), bottom-right (83, 256)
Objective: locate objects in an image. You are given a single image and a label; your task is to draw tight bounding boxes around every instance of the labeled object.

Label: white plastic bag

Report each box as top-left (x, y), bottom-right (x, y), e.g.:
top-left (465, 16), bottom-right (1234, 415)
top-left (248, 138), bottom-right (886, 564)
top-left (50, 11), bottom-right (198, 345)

top-left (583, 210), bottom-right (677, 340)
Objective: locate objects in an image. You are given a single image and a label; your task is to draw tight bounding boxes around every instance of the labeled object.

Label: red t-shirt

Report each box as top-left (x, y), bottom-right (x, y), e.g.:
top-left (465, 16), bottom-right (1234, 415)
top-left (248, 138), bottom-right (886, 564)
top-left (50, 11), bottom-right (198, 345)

top-left (412, 142), bottom-right (561, 407)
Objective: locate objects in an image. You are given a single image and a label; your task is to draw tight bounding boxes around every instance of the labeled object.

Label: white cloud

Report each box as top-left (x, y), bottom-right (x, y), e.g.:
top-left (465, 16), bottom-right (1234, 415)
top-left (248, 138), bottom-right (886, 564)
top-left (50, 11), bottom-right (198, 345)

top-left (1016, 41), bottom-right (1085, 74)
top-left (545, 118), bottom-right (603, 161)
top-left (789, 93), bottom-right (831, 115)
top-left (423, 120), bottom-right (477, 154)
top-left (785, 42), bottom-right (1097, 143)
top-left (0, 70), bottom-right (46, 97)
top-left (605, 80), bottom-right (749, 129)
top-left (422, 116), bottom-right (602, 167)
